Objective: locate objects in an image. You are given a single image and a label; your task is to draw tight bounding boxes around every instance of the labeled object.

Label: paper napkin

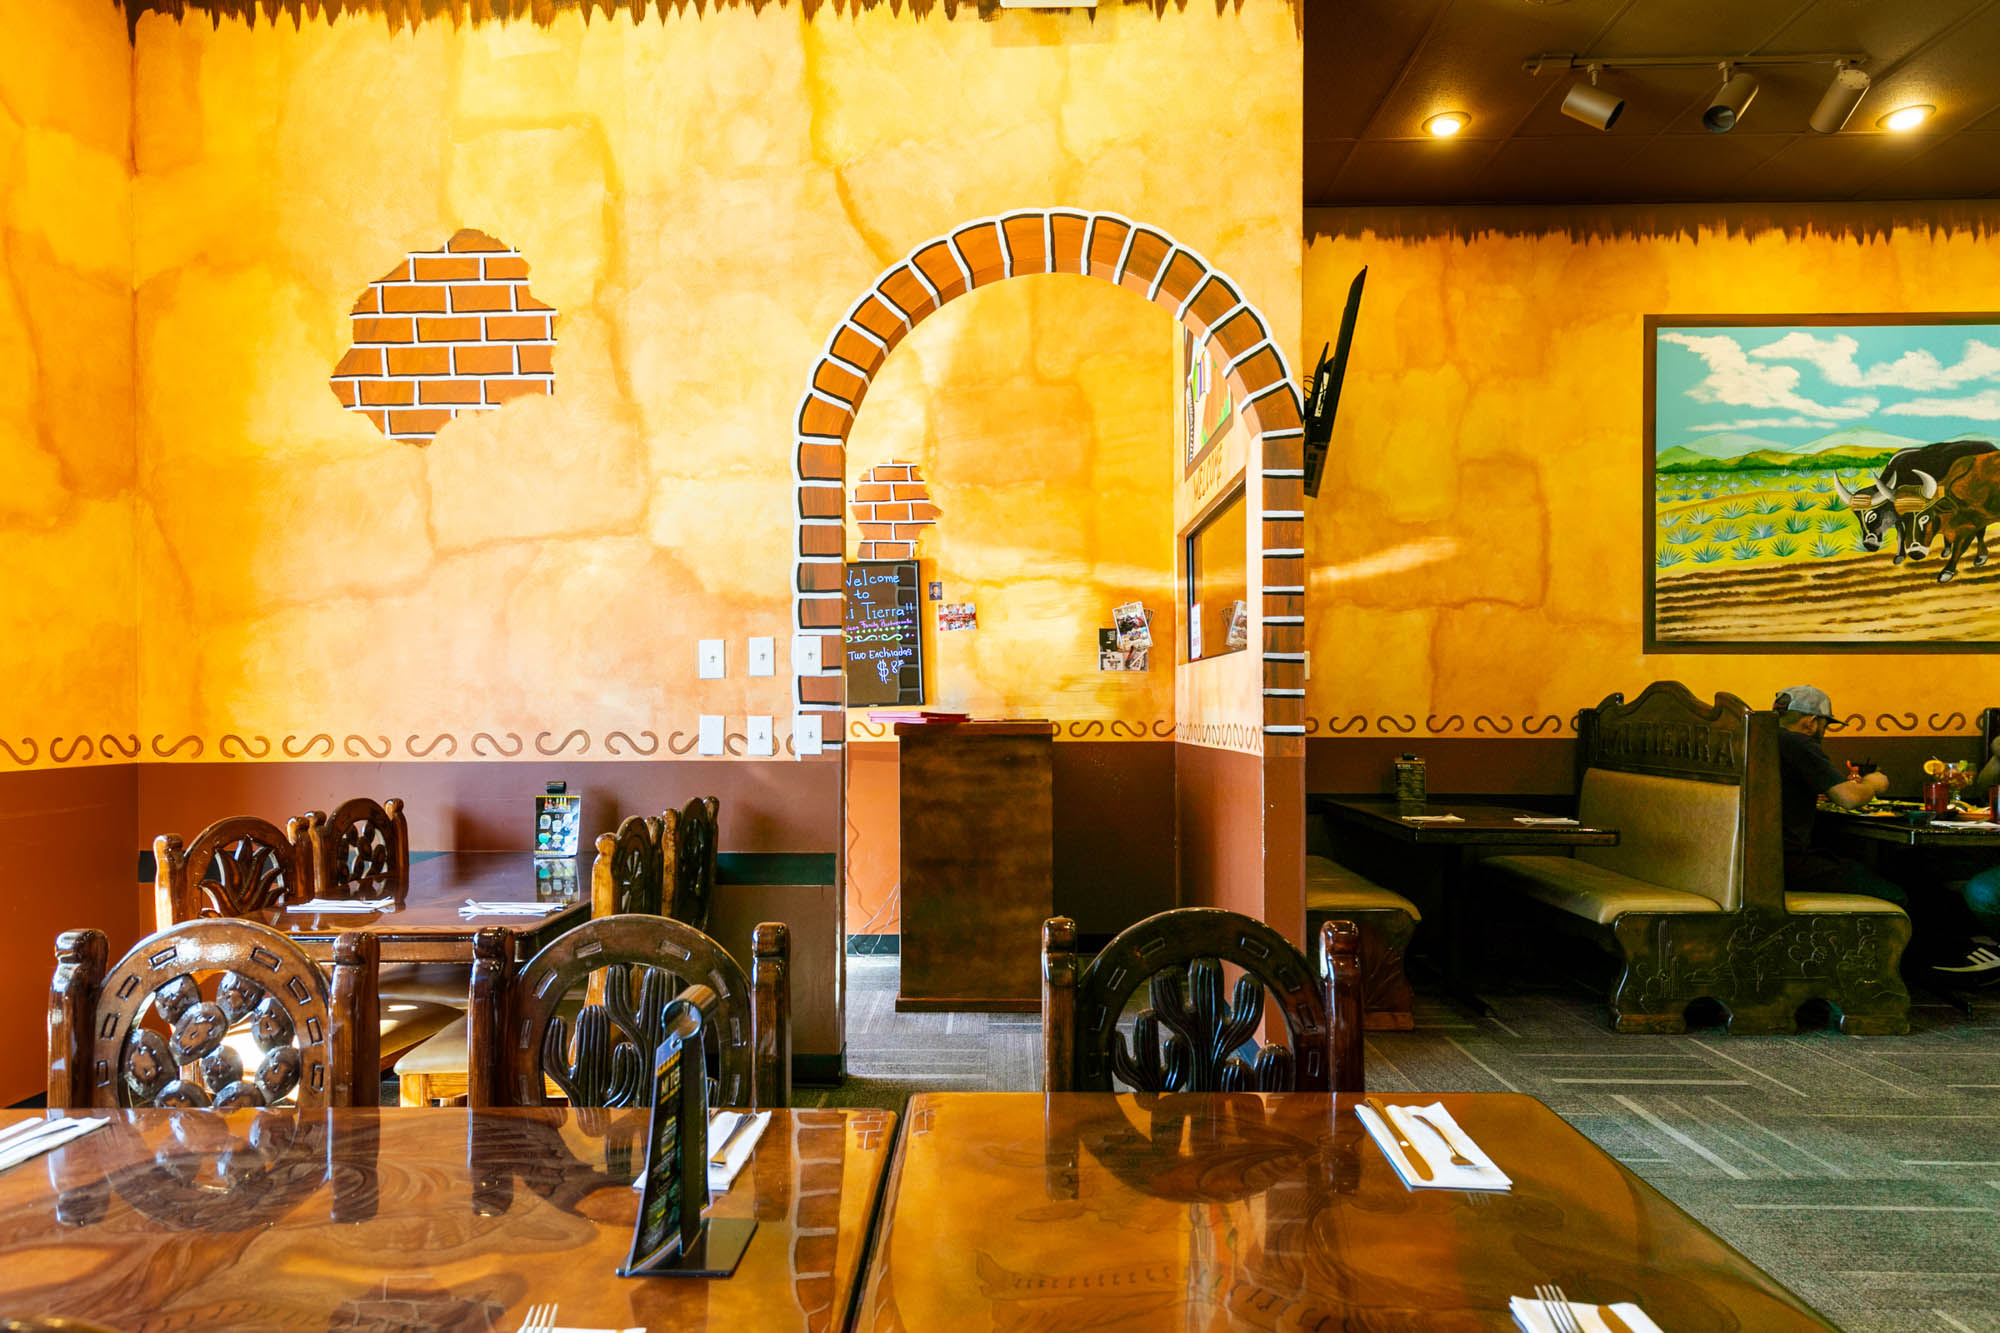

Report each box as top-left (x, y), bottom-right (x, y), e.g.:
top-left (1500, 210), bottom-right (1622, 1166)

top-left (1357, 1101), bottom-right (1511, 1191)
top-left (628, 1110), bottom-right (773, 1196)
top-left (1510, 1296), bottom-right (1663, 1333)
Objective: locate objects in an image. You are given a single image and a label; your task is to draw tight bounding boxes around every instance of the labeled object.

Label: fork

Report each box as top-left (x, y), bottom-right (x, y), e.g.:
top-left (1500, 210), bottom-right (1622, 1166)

top-left (1534, 1285), bottom-right (1584, 1333)
top-left (520, 1302), bottom-right (559, 1333)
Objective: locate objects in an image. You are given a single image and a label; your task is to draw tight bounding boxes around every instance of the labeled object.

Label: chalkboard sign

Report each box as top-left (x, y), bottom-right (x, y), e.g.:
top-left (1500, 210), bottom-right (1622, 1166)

top-left (845, 560), bottom-right (924, 707)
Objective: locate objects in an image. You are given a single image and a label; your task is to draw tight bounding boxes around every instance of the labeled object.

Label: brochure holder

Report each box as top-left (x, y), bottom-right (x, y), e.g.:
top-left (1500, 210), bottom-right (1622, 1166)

top-left (619, 993), bottom-right (756, 1278)
top-left (535, 780), bottom-right (581, 858)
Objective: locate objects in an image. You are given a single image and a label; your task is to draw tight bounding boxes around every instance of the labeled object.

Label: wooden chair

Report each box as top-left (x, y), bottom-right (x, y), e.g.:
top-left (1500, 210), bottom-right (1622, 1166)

top-left (1484, 680), bottom-right (1911, 1034)
top-left (592, 813), bottom-right (667, 918)
top-left (464, 913), bottom-right (791, 1109)
top-left (297, 796), bottom-right (410, 901)
top-left (153, 816), bottom-right (310, 930)
top-left (393, 817), bottom-right (684, 1104)
top-left (1041, 908), bottom-right (1363, 1094)
top-left (48, 919), bottom-right (378, 1110)
top-left (671, 796), bottom-right (720, 930)
top-left (1305, 854), bottom-right (1418, 1030)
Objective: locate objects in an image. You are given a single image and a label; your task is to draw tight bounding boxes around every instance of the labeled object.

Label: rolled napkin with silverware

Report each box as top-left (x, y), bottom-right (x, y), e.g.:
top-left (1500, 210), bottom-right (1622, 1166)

top-left (1512, 816), bottom-right (1581, 826)
top-left (293, 896), bottom-right (396, 913)
top-left (1399, 813), bottom-right (1464, 824)
top-left (1510, 1292), bottom-right (1662, 1333)
top-left (1357, 1098), bottom-right (1511, 1191)
top-left (457, 900), bottom-right (565, 918)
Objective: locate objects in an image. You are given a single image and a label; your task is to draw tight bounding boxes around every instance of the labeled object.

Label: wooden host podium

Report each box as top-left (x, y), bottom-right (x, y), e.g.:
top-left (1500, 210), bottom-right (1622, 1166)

top-left (895, 719), bottom-right (1055, 1012)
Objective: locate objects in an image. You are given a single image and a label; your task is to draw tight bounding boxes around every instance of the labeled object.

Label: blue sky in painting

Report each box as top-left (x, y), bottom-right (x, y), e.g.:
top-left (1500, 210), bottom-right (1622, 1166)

top-left (1655, 322), bottom-right (2000, 452)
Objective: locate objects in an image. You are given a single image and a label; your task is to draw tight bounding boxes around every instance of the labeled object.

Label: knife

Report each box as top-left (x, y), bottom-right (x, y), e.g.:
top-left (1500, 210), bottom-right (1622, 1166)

top-left (707, 1112), bottom-right (750, 1166)
top-left (1597, 1306), bottom-right (1638, 1333)
top-left (1363, 1097), bottom-right (1433, 1182)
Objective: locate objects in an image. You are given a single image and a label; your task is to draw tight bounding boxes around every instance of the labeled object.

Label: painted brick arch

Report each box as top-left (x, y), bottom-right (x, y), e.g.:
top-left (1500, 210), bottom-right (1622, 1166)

top-left (791, 208), bottom-right (1307, 755)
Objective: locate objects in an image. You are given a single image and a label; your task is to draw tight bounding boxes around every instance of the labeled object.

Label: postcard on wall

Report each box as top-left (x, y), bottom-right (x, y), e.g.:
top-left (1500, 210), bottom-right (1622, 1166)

top-left (1114, 601), bottom-right (1152, 648)
top-left (938, 603), bottom-right (977, 632)
top-left (1224, 599), bottom-right (1249, 649)
top-left (1646, 314), bottom-right (2000, 652)
top-left (1098, 628), bottom-right (1150, 672)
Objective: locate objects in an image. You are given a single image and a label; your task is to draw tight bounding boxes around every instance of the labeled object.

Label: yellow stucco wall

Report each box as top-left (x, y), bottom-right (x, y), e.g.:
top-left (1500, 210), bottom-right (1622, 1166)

top-left (116, 2), bottom-right (1300, 763)
top-left (0, 0), bottom-right (135, 763)
top-left (1305, 207), bottom-right (2000, 736)
top-left (844, 276), bottom-right (1178, 737)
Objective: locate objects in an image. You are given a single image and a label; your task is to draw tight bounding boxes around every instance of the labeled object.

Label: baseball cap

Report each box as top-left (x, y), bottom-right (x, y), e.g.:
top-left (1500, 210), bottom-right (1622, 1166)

top-left (1774, 685), bottom-right (1844, 727)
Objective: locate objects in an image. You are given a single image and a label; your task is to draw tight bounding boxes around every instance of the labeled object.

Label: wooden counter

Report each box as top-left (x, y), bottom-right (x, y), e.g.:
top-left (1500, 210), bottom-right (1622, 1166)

top-left (896, 720), bottom-right (1054, 1012)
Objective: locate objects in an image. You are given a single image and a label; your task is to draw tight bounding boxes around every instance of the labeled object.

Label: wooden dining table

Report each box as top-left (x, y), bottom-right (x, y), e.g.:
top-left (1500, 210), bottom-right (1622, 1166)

top-left (0, 1104), bottom-right (896, 1332)
top-left (1316, 799), bottom-right (1620, 1013)
top-left (854, 1091), bottom-right (1834, 1332)
top-left (248, 851), bottom-right (589, 964)
top-left (1816, 804), bottom-right (2000, 849)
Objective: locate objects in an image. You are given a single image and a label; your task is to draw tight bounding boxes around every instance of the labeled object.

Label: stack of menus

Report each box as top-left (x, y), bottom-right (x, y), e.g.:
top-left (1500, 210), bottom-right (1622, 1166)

top-left (535, 781), bottom-right (581, 857)
top-left (619, 993), bottom-right (757, 1278)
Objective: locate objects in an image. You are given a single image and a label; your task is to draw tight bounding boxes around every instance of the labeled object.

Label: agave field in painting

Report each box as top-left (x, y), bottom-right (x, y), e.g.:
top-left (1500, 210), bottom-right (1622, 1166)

top-left (1652, 466), bottom-right (1877, 571)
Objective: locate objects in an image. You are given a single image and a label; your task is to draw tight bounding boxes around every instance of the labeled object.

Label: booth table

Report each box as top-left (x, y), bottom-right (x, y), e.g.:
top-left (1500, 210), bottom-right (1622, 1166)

top-left (854, 1092), bottom-right (1833, 1332)
top-left (0, 1105), bottom-right (895, 1332)
top-left (1316, 800), bottom-right (1619, 1012)
top-left (246, 851), bottom-right (588, 964)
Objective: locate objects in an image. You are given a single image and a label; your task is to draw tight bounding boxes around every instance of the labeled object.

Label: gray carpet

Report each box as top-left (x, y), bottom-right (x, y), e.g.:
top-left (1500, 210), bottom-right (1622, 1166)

top-left (810, 954), bottom-right (2000, 1333)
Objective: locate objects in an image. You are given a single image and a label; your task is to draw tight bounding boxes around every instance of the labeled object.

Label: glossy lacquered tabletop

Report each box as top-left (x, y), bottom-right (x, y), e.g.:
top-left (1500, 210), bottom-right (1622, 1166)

top-left (0, 1105), bottom-right (895, 1333)
top-left (248, 851), bottom-right (589, 962)
top-left (855, 1092), bottom-right (1833, 1332)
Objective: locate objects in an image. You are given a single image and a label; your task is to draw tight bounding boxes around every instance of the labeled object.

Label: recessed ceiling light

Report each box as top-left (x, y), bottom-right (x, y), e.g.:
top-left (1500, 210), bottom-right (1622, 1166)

top-left (1878, 103), bottom-right (1934, 132)
top-left (1424, 112), bottom-right (1470, 137)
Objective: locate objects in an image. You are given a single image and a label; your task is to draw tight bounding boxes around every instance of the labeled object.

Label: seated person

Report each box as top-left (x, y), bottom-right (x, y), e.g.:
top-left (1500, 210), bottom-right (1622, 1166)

top-left (1954, 737), bottom-right (2000, 972)
top-left (1774, 685), bottom-right (2000, 983)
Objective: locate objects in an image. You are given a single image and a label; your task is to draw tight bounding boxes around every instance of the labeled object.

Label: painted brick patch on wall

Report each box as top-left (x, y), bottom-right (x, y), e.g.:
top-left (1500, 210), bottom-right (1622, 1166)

top-left (851, 461), bottom-right (938, 560)
top-left (331, 228), bottom-right (555, 445)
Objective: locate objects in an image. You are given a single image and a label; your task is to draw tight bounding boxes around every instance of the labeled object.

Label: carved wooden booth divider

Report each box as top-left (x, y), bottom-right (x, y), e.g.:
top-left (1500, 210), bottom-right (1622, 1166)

top-left (48, 919), bottom-right (378, 1111)
top-left (1041, 908), bottom-right (1363, 1095)
top-left (1489, 680), bottom-right (1911, 1034)
top-left (153, 816), bottom-right (311, 930)
top-left (465, 913), bottom-right (789, 1110)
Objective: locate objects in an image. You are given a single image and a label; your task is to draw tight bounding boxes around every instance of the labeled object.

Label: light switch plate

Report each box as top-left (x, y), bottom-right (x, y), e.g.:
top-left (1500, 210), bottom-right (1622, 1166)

top-left (747, 637), bottom-right (775, 677)
top-left (698, 715), bottom-right (724, 756)
top-left (746, 715), bottom-right (773, 756)
top-left (794, 713), bottom-right (823, 757)
top-left (791, 633), bottom-right (821, 674)
top-left (698, 640), bottom-right (725, 679)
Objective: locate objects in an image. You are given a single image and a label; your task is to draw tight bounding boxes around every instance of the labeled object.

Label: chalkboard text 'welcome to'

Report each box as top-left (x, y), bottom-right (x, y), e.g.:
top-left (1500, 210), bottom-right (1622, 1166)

top-left (844, 560), bottom-right (924, 706)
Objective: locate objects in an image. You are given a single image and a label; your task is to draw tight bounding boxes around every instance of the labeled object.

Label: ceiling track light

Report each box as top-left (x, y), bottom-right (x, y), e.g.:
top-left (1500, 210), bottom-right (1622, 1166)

top-left (1527, 50), bottom-right (1875, 135)
top-left (1705, 62), bottom-right (1759, 133)
top-left (1560, 61), bottom-right (1623, 130)
top-left (1810, 61), bottom-right (1872, 133)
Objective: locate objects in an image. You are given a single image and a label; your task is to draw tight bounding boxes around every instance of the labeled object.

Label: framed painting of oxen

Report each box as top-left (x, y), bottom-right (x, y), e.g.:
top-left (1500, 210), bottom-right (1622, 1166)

top-left (1645, 313), bottom-right (2000, 652)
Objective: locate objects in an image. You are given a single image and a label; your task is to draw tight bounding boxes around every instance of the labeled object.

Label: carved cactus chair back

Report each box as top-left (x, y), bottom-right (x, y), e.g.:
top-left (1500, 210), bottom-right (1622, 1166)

top-left (465, 913), bottom-right (789, 1111)
top-left (48, 919), bottom-right (378, 1111)
top-left (298, 797), bottom-right (410, 901)
top-left (670, 797), bottom-right (720, 931)
top-left (1042, 909), bottom-right (1364, 1094)
top-left (591, 814), bottom-right (667, 919)
top-left (153, 816), bottom-right (310, 930)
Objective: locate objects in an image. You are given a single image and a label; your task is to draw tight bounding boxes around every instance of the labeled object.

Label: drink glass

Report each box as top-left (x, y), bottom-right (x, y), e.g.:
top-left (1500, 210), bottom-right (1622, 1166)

top-left (1924, 779), bottom-right (1951, 816)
